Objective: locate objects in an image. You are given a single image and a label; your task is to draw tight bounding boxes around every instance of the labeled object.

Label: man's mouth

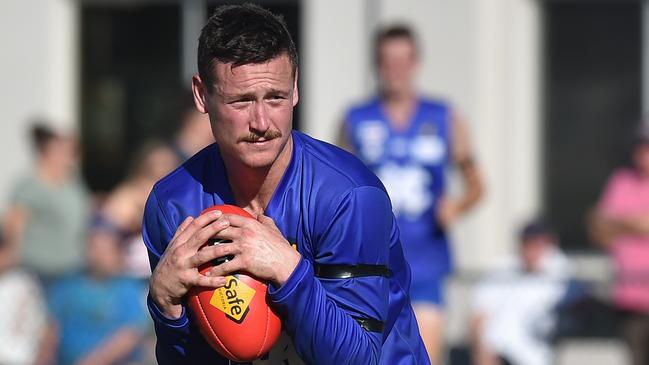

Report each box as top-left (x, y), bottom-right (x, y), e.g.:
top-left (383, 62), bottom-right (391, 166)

top-left (245, 138), bottom-right (273, 144)
top-left (241, 131), bottom-right (282, 144)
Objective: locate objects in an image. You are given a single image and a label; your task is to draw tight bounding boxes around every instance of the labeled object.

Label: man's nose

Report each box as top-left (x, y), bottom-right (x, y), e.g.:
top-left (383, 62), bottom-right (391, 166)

top-left (250, 102), bottom-right (270, 133)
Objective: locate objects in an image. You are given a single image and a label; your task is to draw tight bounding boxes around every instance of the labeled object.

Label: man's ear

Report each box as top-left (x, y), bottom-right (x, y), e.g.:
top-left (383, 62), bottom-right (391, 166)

top-left (292, 68), bottom-right (299, 107)
top-left (192, 75), bottom-right (209, 114)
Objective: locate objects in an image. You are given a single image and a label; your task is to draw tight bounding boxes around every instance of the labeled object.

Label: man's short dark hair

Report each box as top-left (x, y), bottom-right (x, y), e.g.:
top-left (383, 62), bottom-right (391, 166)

top-left (374, 24), bottom-right (419, 65)
top-left (198, 4), bottom-right (298, 91)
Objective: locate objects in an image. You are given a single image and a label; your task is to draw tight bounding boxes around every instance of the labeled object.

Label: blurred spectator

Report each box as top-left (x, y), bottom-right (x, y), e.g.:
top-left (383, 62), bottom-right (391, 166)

top-left (4, 122), bottom-right (90, 284)
top-left (48, 223), bottom-right (149, 365)
top-left (0, 226), bottom-right (48, 365)
top-left (590, 129), bottom-right (649, 365)
top-left (339, 25), bottom-right (484, 362)
top-left (99, 140), bottom-right (178, 279)
top-left (470, 220), bottom-right (572, 365)
top-left (171, 94), bottom-right (214, 162)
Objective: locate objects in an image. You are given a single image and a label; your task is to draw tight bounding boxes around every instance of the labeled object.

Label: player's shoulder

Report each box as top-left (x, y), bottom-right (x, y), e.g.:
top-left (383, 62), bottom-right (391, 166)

top-left (345, 97), bottom-right (382, 121)
top-left (293, 131), bottom-right (386, 193)
top-left (418, 95), bottom-right (451, 113)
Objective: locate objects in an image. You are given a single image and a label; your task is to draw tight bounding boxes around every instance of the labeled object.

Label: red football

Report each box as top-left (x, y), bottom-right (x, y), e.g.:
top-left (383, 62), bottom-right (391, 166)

top-left (188, 205), bottom-right (281, 361)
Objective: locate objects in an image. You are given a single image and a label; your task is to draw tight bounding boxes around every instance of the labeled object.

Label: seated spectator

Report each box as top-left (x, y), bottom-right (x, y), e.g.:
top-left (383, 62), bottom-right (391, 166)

top-left (470, 220), bottom-right (573, 365)
top-left (0, 227), bottom-right (48, 365)
top-left (48, 222), bottom-right (149, 365)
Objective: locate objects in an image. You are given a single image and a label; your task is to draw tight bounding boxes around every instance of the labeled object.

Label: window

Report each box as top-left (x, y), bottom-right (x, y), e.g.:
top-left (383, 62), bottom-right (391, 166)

top-left (543, 0), bottom-right (642, 250)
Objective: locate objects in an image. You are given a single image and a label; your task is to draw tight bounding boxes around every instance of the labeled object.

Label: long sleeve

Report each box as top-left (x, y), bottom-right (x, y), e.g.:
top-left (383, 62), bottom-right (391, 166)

top-left (268, 186), bottom-right (392, 365)
top-left (143, 190), bottom-right (236, 365)
top-left (142, 191), bottom-right (193, 364)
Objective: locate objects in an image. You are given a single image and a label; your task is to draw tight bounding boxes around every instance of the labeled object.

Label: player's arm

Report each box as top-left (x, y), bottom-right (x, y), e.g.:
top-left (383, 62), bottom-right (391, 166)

top-left (438, 111), bottom-right (484, 228)
top-left (218, 187), bottom-right (389, 364)
top-left (278, 187), bottom-right (388, 364)
top-left (142, 192), bottom-right (191, 363)
top-left (142, 191), bottom-right (230, 364)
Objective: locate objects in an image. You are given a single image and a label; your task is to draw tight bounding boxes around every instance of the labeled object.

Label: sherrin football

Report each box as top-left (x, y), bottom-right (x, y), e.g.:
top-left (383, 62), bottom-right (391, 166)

top-left (188, 205), bottom-right (281, 361)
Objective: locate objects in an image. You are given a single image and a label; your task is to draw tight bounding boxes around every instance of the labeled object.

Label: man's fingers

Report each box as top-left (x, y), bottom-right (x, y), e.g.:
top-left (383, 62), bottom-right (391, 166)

top-left (208, 258), bottom-right (242, 278)
top-left (176, 210), bottom-right (224, 247)
top-left (192, 274), bottom-right (227, 288)
top-left (258, 214), bottom-right (281, 232)
top-left (170, 216), bottom-right (194, 243)
top-left (184, 218), bottom-right (231, 251)
top-left (221, 213), bottom-right (255, 228)
top-left (188, 242), bottom-right (239, 268)
top-left (212, 226), bottom-right (243, 242)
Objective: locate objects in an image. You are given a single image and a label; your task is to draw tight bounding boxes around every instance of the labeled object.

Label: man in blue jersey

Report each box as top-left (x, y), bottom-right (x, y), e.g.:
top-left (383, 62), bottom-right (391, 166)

top-left (339, 26), bottom-right (484, 363)
top-left (143, 4), bottom-right (429, 364)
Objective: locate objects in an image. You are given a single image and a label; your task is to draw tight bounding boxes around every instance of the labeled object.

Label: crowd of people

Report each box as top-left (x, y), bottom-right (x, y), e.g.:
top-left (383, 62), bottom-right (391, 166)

top-left (1, 3), bottom-right (648, 365)
top-left (0, 108), bottom-right (213, 364)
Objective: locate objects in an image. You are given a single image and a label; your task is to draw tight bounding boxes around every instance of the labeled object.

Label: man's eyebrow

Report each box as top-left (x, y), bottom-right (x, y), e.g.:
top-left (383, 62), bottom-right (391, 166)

top-left (266, 88), bottom-right (290, 96)
top-left (218, 91), bottom-right (256, 100)
top-left (219, 88), bottom-right (291, 100)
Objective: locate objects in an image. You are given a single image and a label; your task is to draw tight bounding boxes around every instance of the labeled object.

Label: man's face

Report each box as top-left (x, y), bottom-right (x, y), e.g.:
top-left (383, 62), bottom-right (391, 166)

top-left (377, 37), bottom-right (418, 95)
top-left (521, 235), bottom-right (552, 272)
top-left (195, 54), bottom-right (298, 169)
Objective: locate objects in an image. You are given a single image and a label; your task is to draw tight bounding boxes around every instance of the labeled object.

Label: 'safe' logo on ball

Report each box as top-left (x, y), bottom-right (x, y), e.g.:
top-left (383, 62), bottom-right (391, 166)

top-left (210, 275), bottom-right (256, 323)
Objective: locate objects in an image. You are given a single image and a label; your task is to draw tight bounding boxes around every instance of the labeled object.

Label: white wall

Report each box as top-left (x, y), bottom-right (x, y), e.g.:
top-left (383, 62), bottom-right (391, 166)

top-left (302, 0), bottom-right (542, 271)
top-left (460, 0), bottom-right (541, 270)
top-left (301, 0), bottom-right (373, 143)
top-left (0, 0), bottom-right (78, 205)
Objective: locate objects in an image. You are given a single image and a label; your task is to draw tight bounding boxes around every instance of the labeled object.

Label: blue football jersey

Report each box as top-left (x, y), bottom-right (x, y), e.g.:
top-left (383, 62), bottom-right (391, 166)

top-left (344, 97), bottom-right (453, 287)
top-left (142, 130), bottom-right (429, 364)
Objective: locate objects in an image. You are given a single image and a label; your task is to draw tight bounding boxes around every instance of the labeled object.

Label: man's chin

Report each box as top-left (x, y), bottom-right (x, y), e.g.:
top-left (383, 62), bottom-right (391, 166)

top-left (238, 152), bottom-right (277, 170)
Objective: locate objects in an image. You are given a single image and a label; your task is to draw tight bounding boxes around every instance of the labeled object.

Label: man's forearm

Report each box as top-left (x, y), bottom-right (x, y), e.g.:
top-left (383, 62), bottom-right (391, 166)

top-left (593, 214), bottom-right (649, 244)
top-left (269, 259), bottom-right (384, 365)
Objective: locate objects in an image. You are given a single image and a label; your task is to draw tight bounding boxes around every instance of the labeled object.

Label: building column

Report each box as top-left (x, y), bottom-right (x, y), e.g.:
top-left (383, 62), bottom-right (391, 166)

top-left (181, 0), bottom-right (206, 88)
top-left (301, 0), bottom-right (372, 142)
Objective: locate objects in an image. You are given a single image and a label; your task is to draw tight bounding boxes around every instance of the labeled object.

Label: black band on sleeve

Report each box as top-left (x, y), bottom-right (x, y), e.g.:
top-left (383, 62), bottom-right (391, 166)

top-left (314, 264), bottom-right (392, 279)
